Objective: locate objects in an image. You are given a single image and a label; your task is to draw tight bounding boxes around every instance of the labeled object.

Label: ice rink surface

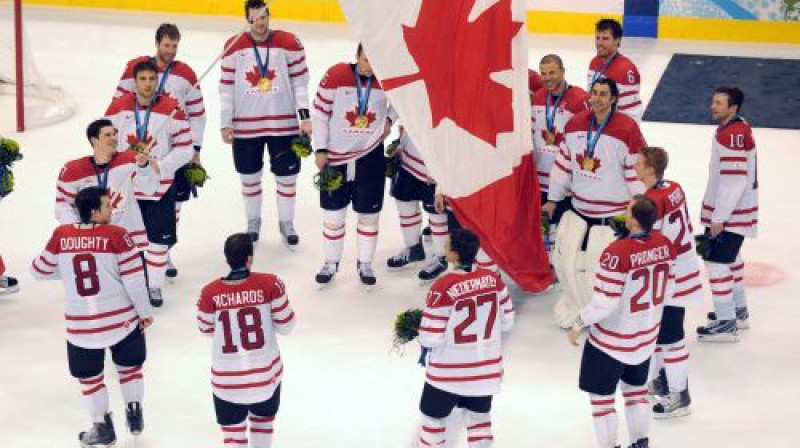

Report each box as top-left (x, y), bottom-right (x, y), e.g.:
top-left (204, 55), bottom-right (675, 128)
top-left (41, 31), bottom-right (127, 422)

top-left (0, 7), bottom-right (798, 447)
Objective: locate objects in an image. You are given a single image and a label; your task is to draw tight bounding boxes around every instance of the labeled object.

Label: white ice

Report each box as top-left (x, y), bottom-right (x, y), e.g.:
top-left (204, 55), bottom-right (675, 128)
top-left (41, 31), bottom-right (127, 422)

top-left (0, 6), bottom-right (799, 447)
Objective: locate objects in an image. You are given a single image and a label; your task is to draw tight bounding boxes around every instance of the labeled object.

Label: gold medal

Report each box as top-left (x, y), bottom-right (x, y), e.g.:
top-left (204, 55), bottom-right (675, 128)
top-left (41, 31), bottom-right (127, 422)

top-left (545, 131), bottom-right (556, 145)
top-left (257, 77), bottom-right (272, 92)
top-left (354, 115), bottom-right (369, 128)
top-left (582, 157), bottom-right (595, 171)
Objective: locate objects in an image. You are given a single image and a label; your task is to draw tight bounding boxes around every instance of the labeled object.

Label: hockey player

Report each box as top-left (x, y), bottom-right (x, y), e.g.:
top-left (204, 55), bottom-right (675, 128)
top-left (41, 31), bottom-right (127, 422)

top-left (197, 233), bottom-right (295, 448)
top-left (588, 19), bottom-right (643, 121)
top-left (697, 86), bottom-right (758, 342)
top-left (386, 128), bottom-right (449, 282)
top-left (220, 0), bottom-right (312, 245)
top-left (568, 195), bottom-right (676, 448)
top-left (31, 186), bottom-right (154, 447)
top-left (115, 23), bottom-right (207, 280)
top-left (532, 54), bottom-right (590, 252)
top-left (416, 229), bottom-right (515, 448)
top-left (636, 146), bottom-right (702, 418)
top-left (311, 43), bottom-right (395, 287)
top-left (0, 256), bottom-right (18, 295)
top-left (106, 59), bottom-right (193, 307)
top-left (55, 118), bottom-right (158, 254)
top-left (544, 77), bottom-right (646, 328)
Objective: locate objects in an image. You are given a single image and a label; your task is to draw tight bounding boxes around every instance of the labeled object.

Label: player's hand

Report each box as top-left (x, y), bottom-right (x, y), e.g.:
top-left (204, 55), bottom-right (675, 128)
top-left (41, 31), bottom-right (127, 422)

top-left (543, 201), bottom-right (556, 219)
top-left (568, 324), bottom-right (582, 347)
top-left (315, 152), bottom-right (328, 171)
top-left (710, 222), bottom-right (724, 238)
top-left (192, 152), bottom-right (202, 165)
top-left (382, 119), bottom-right (393, 140)
top-left (221, 127), bottom-right (235, 144)
top-left (135, 151), bottom-right (149, 168)
top-left (139, 317), bottom-right (154, 330)
top-left (300, 120), bottom-right (313, 136)
top-left (434, 193), bottom-right (446, 214)
top-left (149, 157), bottom-right (161, 175)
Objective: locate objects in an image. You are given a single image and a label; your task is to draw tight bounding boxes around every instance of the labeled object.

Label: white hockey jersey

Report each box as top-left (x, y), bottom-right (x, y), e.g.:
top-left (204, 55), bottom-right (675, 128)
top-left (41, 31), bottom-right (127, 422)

top-left (115, 57), bottom-right (206, 148)
top-left (579, 232), bottom-right (676, 365)
top-left (55, 151), bottom-right (158, 251)
top-left (30, 224), bottom-right (153, 349)
top-left (587, 53), bottom-right (643, 121)
top-left (219, 30), bottom-right (310, 138)
top-left (105, 92), bottom-right (193, 201)
top-left (419, 269), bottom-right (515, 397)
top-left (311, 63), bottom-right (396, 165)
top-left (645, 180), bottom-right (703, 306)
top-left (531, 85), bottom-right (590, 193)
top-left (197, 272), bottom-right (295, 404)
top-left (549, 110), bottom-right (646, 218)
top-left (398, 129), bottom-right (432, 183)
top-left (700, 117), bottom-right (759, 238)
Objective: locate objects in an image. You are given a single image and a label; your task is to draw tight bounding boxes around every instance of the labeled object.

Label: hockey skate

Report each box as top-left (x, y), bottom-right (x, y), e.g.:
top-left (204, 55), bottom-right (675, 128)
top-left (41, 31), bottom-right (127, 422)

top-left (79, 412), bottom-right (116, 448)
top-left (647, 368), bottom-right (669, 397)
top-left (148, 288), bottom-right (164, 308)
top-left (0, 275), bottom-right (19, 295)
top-left (358, 261), bottom-right (377, 290)
top-left (315, 262), bottom-right (338, 286)
top-left (697, 319), bottom-right (739, 342)
top-left (247, 218), bottom-right (262, 243)
top-left (653, 388), bottom-right (691, 419)
top-left (279, 221), bottom-right (299, 250)
top-left (418, 256), bottom-right (447, 284)
top-left (707, 307), bottom-right (750, 330)
top-left (387, 241), bottom-right (426, 270)
top-left (165, 256), bottom-right (178, 282)
top-left (627, 438), bottom-right (649, 448)
top-left (126, 402), bottom-right (144, 435)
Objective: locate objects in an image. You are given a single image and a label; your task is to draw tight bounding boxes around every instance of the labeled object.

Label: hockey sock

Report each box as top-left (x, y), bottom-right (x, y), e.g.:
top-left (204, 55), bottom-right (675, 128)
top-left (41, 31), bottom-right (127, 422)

top-left (221, 422), bottom-right (248, 447)
top-left (621, 382), bottom-right (651, 443)
top-left (464, 411), bottom-right (493, 447)
top-left (145, 243), bottom-right (169, 289)
top-left (589, 393), bottom-right (618, 448)
top-left (322, 209), bottom-right (347, 264)
top-left (662, 340), bottom-right (690, 392)
top-left (731, 256), bottom-right (747, 309)
top-left (476, 249), bottom-right (498, 272)
top-left (706, 261), bottom-right (735, 320)
top-left (429, 213), bottom-right (448, 257)
top-left (419, 414), bottom-right (446, 447)
top-left (115, 364), bottom-right (144, 404)
top-left (357, 213), bottom-right (379, 264)
top-left (275, 174), bottom-right (297, 222)
top-left (396, 201), bottom-right (422, 247)
top-left (78, 373), bottom-right (109, 423)
top-left (650, 346), bottom-right (664, 383)
top-left (248, 414), bottom-right (275, 448)
top-left (240, 171), bottom-right (264, 222)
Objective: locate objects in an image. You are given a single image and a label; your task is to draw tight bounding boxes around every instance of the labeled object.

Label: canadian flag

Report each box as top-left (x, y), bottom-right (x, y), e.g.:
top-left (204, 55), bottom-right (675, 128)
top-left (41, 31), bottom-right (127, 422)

top-left (340, 0), bottom-right (552, 292)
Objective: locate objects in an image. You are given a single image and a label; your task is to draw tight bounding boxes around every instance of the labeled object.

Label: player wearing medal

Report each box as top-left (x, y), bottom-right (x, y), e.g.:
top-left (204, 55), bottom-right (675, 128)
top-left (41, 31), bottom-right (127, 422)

top-left (544, 77), bottom-right (646, 328)
top-left (696, 86), bottom-right (759, 342)
top-left (531, 54), bottom-right (590, 256)
top-left (220, 0), bottom-right (312, 246)
top-left (311, 44), bottom-right (395, 287)
top-left (114, 23), bottom-right (206, 280)
top-left (588, 19), bottom-right (643, 122)
top-left (105, 60), bottom-right (193, 307)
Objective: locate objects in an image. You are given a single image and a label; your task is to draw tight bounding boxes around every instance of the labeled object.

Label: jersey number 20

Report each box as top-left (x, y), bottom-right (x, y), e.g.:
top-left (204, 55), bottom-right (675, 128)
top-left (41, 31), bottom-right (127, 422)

top-left (630, 264), bottom-right (669, 313)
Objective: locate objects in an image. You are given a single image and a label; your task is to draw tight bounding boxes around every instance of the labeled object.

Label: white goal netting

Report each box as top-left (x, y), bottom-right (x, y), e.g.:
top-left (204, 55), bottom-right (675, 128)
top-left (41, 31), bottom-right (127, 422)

top-left (0, 1), bottom-right (76, 130)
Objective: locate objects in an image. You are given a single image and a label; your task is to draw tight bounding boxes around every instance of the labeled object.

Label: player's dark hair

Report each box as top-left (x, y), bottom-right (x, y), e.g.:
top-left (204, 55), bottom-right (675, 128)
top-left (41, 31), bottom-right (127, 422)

top-left (155, 23), bottom-right (180, 42)
top-left (640, 146), bottom-right (669, 180)
top-left (86, 118), bottom-right (114, 144)
top-left (449, 229), bottom-right (481, 268)
top-left (75, 186), bottom-right (107, 224)
top-left (224, 233), bottom-right (254, 269)
top-left (714, 86), bottom-right (744, 113)
top-left (245, 0), bottom-right (268, 19)
top-left (133, 59), bottom-right (158, 78)
top-left (631, 194), bottom-right (658, 233)
top-left (591, 77), bottom-right (619, 101)
top-left (595, 18), bottom-right (623, 40)
top-left (540, 54), bottom-right (564, 70)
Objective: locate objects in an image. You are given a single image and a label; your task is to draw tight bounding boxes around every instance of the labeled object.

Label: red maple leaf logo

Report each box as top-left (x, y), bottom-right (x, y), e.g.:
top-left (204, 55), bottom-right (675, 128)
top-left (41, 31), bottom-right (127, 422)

top-left (576, 153), bottom-right (602, 173)
top-left (381, 0), bottom-right (523, 146)
top-left (344, 106), bottom-right (377, 128)
top-left (540, 129), bottom-right (564, 146)
top-left (245, 66), bottom-right (277, 87)
top-left (107, 189), bottom-right (124, 211)
top-left (126, 133), bottom-right (156, 149)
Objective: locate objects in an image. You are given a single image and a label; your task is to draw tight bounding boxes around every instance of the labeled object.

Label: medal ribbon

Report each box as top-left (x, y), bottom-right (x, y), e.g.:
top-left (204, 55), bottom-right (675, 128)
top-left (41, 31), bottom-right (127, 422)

top-left (150, 57), bottom-right (174, 100)
top-left (91, 154), bottom-right (114, 191)
top-left (133, 98), bottom-right (153, 143)
top-left (545, 84), bottom-right (569, 134)
top-left (353, 65), bottom-right (373, 116)
top-left (591, 52), bottom-right (618, 85)
top-left (251, 33), bottom-right (271, 79)
top-left (586, 111), bottom-right (613, 159)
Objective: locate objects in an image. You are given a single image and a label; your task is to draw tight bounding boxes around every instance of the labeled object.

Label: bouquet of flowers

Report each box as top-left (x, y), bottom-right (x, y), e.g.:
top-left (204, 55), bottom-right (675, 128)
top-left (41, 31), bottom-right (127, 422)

top-left (384, 138), bottom-right (402, 179)
top-left (314, 166), bottom-right (344, 192)
top-left (393, 308), bottom-right (423, 348)
top-left (291, 135), bottom-right (312, 158)
top-left (0, 137), bottom-right (23, 199)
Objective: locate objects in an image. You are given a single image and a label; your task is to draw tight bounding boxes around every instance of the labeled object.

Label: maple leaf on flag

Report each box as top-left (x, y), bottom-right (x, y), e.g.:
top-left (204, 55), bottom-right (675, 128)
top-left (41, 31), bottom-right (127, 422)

top-left (344, 107), bottom-right (377, 128)
top-left (245, 66), bottom-right (277, 87)
top-left (381, 0), bottom-right (523, 146)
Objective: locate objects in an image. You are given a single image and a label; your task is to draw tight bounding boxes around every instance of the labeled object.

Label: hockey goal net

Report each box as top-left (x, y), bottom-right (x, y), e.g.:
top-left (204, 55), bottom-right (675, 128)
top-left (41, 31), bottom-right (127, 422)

top-left (0, 0), bottom-right (76, 131)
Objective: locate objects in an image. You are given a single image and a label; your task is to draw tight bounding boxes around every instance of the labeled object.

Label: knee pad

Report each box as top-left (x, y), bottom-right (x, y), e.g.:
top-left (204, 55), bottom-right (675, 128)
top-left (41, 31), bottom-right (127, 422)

top-left (357, 212), bottom-right (380, 226)
top-left (323, 209), bottom-right (347, 230)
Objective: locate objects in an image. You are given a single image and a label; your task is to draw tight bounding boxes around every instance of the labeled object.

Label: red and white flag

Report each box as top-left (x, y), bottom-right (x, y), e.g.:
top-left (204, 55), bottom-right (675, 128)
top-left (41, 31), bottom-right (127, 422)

top-left (340, 0), bottom-right (552, 292)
